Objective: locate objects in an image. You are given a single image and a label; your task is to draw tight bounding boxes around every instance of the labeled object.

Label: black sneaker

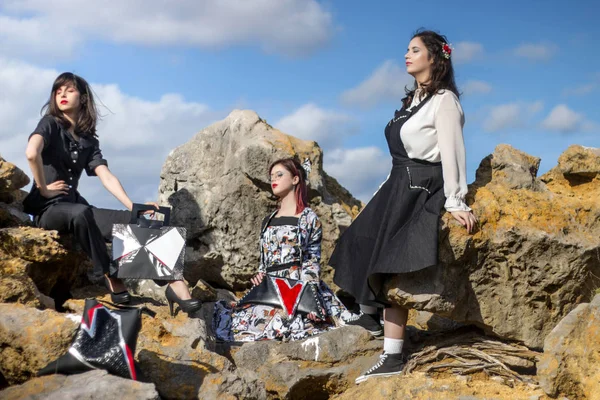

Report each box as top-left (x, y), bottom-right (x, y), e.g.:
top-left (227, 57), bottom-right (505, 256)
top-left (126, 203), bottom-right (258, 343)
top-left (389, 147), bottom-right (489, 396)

top-left (355, 352), bottom-right (405, 384)
top-left (345, 312), bottom-right (383, 336)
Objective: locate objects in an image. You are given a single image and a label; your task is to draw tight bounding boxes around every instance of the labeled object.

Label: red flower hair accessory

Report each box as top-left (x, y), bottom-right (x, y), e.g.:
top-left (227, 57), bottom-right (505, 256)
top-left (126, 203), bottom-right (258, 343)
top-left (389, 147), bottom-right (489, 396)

top-left (441, 43), bottom-right (453, 59)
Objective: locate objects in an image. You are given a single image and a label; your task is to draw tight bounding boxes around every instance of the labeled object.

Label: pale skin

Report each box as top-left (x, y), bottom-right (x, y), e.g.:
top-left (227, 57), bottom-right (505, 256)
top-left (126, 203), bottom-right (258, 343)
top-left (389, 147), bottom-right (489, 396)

top-left (25, 83), bottom-right (191, 299)
top-left (381, 37), bottom-right (478, 340)
top-left (250, 164), bottom-right (319, 321)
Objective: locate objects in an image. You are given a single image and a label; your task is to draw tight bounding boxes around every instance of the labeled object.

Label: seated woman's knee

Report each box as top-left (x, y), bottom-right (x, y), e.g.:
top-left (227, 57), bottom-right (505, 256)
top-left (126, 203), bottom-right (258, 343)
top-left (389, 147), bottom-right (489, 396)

top-left (71, 205), bottom-right (94, 227)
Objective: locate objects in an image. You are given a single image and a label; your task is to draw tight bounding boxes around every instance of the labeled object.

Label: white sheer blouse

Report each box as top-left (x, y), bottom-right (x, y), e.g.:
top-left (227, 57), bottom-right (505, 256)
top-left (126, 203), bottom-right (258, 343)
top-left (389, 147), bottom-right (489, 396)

top-left (376, 89), bottom-right (471, 212)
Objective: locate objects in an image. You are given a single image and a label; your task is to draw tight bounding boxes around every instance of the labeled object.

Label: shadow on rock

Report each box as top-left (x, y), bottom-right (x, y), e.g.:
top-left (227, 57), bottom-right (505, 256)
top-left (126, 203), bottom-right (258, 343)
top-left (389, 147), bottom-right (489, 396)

top-left (287, 372), bottom-right (345, 400)
top-left (138, 349), bottom-right (219, 400)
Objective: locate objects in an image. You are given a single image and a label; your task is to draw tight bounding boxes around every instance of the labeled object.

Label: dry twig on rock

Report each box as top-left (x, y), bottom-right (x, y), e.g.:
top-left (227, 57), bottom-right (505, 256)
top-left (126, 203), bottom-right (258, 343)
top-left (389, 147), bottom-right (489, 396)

top-left (404, 334), bottom-right (539, 386)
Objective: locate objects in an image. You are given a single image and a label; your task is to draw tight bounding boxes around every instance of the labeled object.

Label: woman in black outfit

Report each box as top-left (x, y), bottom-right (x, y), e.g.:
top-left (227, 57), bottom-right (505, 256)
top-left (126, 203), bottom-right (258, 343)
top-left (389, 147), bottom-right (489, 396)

top-left (24, 72), bottom-right (200, 316)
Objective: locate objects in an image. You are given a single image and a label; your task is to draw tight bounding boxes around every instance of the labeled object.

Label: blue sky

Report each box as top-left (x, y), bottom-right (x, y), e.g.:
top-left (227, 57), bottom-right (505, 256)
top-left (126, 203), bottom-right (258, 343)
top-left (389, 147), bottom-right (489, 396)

top-left (1, 0), bottom-right (598, 207)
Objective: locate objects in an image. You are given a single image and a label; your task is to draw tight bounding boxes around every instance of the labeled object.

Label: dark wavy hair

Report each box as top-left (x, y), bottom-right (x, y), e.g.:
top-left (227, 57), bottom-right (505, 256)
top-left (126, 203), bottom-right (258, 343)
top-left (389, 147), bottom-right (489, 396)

top-left (403, 29), bottom-right (460, 109)
top-left (268, 157), bottom-right (308, 214)
top-left (42, 72), bottom-right (99, 137)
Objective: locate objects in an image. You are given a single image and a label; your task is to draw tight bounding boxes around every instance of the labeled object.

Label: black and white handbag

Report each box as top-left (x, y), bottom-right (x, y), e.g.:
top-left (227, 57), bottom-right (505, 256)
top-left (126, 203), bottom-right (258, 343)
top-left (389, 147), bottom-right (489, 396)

top-left (112, 204), bottom-right (186, 280)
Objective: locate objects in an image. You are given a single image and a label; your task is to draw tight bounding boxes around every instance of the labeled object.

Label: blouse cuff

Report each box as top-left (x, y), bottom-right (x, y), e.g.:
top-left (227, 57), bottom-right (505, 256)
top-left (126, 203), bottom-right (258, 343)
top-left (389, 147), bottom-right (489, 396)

top-left (444, 196), bottom-right (471, 212)
top-left (85, 158), bottom-right (108, 176)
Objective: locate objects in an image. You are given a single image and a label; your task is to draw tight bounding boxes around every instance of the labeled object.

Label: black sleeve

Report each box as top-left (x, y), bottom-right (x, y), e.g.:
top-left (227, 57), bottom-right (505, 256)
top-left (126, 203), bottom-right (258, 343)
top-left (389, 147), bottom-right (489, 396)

top-left (85, 139), bottom-right (109, 176)
top-left (28, 116), bottom-right (58, 149)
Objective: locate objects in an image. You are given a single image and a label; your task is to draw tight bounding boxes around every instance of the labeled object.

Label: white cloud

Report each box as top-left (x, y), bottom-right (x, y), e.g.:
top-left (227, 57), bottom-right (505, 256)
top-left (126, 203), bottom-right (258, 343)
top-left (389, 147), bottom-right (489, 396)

top-left (483, 101), bottom-right (543, 132)
top-left (562, 83), bottom-right (595, 96)
top-left (0, 58), bottom-right (58, 137)
top-left (0, 15), bottom-right (81, 60)
top-left (0, 0), bottom-right (334, 59)
top-left (274, 104), bottom-right (357, 149)
top-left (514, 43), bottom-right (558, 61)
top-left (529, 102), bottom-right (544, 114)
top-left (462, 80), bottom-right (492, 95)
top-left (453, 42), bottom-right (484, 64)
top-left (0, 57), bottom-right (221, 209)
top-left (93, 88), bottom-right (212, 149)
top-left (483, 102), bottom-right (595, 134)
top-left (541, 104), bottom-right (585, 133)
top-left (324, 146), bottom-right (390, 202)
top-left (581, 120), bottom-right (600, 132)
top-left (340, 60), bottom-right (413, 108)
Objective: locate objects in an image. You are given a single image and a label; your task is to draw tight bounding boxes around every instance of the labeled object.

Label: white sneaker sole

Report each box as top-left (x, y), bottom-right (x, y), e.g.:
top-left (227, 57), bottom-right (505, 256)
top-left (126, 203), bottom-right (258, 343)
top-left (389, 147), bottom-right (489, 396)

top-left (355, 370), bottom-right (403, 384)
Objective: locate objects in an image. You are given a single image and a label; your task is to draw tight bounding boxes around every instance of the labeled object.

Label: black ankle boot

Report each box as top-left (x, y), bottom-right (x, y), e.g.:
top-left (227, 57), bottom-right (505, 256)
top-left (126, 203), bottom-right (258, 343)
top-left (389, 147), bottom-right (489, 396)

top-left (165, 285), bottom-right (201, 317)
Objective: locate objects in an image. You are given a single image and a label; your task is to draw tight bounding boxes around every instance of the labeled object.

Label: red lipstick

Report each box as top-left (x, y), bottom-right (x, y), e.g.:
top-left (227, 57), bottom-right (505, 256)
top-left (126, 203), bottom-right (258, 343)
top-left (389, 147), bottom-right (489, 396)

top-left (60, 100), bottom-right (68, 105)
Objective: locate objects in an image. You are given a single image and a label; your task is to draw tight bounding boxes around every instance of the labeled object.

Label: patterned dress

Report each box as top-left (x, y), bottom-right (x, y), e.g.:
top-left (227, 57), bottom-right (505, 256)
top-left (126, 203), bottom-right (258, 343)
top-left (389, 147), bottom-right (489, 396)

top-left (213, 208), bottom-right (350, 342)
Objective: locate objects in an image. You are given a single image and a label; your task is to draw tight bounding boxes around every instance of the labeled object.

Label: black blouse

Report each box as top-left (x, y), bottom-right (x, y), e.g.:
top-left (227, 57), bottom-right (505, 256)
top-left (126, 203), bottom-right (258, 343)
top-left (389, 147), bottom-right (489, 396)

top-left (22, 115), bottom-right (108, 215)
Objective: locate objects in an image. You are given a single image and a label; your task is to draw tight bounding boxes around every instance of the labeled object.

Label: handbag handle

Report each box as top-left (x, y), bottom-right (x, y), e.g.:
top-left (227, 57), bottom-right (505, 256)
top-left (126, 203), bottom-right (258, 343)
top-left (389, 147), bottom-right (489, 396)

top-left (129, 203), bottom-right (171, 226)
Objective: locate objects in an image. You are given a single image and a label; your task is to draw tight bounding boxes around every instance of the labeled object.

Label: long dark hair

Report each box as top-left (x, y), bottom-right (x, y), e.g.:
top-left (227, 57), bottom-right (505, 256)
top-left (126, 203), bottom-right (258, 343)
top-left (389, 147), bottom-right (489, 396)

top-left (41, 72), bottom-right (99, 137)
top-left (268, 157), bottom-right (308, 215)
top-left (403, 29), bottom-right (460, 108)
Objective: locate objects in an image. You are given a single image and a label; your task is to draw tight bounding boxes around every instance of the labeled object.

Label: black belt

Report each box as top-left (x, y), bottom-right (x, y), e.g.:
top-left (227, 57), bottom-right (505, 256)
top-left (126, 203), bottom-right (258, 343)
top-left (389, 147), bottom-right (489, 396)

top-left (266, 262), bottom-right (300, 273)
top-left (392, 158), bottom-right (442, 168)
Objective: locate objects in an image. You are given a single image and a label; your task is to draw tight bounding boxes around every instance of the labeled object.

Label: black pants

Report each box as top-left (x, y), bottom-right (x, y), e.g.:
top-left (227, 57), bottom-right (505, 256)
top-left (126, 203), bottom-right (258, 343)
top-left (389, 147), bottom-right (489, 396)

top-left (37, 202), bottom-right (131, 279)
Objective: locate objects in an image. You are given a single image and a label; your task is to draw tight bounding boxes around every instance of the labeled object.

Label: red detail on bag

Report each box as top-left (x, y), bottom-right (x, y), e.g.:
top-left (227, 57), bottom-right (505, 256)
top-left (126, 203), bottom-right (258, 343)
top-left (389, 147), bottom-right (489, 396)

top-left (274, 278), bottom-right (303, 317)
top-left (83, 304), bottom-right (103, 329)
top-left (125, 344), bottom-right (137, 380)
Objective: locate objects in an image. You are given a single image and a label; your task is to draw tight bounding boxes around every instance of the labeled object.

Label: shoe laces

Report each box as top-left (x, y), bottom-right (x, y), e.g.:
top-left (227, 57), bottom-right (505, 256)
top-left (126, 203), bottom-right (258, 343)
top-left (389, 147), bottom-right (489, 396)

top-left (365, 353), bottom-right (388, 375)
top-left (346, 311), bottom-right (364, 322)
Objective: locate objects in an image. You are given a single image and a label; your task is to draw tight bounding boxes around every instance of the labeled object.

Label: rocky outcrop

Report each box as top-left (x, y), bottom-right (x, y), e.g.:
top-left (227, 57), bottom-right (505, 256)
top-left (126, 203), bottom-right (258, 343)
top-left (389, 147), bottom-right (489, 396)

top-left (0, 227), bottom-right (93, 308)
top-left (0, 304), bottom-right (78, 385)
top-left (386, 144), bottom-right (600, 349)
top-left (0, 156), bottom-right (29, 195)
top-left (538, 294), bottom-right (600, 399)
top-left (136, 308), bottom-right (232, 400)
top-left (158, 109), bottom-right (361, 291)
top-left (0, 156), bottom-right (93, 309)
top-left (197, 372), bottom-right (266, 400)
top-left (0, 201), bottom-right (30, 227)
top-left (230, 326), bottom-right (382, 398)
top-left (550, 144), bottom-right (600, 180)
top-left (2, 134), bottom-right (598, 399)
top-left (335, 372), bottom-right (549, 400)
top-left (0, 370), bottom-right (160, 400)
top-left (413, 311), bottom-right (463, 332)
top-left (0, 156), bottom-right (30, 227)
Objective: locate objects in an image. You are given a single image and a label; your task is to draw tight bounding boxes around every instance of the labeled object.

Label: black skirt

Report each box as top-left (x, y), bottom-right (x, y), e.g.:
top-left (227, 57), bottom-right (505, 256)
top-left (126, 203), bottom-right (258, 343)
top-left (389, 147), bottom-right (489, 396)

top-left (330, 99), bottom-right (446, 306)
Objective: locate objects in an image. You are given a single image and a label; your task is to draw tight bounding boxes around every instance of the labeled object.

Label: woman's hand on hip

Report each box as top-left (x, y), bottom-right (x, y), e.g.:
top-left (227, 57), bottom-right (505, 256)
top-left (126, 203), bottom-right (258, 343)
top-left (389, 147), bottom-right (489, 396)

top-left (40, 180), bottom-right (69, 198)
top-left (450, 210), bottom-right (478, 234)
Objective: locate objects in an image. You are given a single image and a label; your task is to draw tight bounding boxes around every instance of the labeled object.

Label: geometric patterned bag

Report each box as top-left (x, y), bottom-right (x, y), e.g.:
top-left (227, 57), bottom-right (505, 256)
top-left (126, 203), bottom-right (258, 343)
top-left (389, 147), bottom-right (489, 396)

top-left (112, 204), bottom-right (186, 280)
top-left (236, 274), bottom-right (326, 320)
top-left (37, 299), bottom-right (141, 380)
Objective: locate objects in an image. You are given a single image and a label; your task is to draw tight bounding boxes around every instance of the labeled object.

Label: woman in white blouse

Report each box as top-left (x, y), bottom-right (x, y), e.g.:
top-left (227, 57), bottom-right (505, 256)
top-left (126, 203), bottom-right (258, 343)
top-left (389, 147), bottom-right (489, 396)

top-left (329, 29), bottom-right (477, 382)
